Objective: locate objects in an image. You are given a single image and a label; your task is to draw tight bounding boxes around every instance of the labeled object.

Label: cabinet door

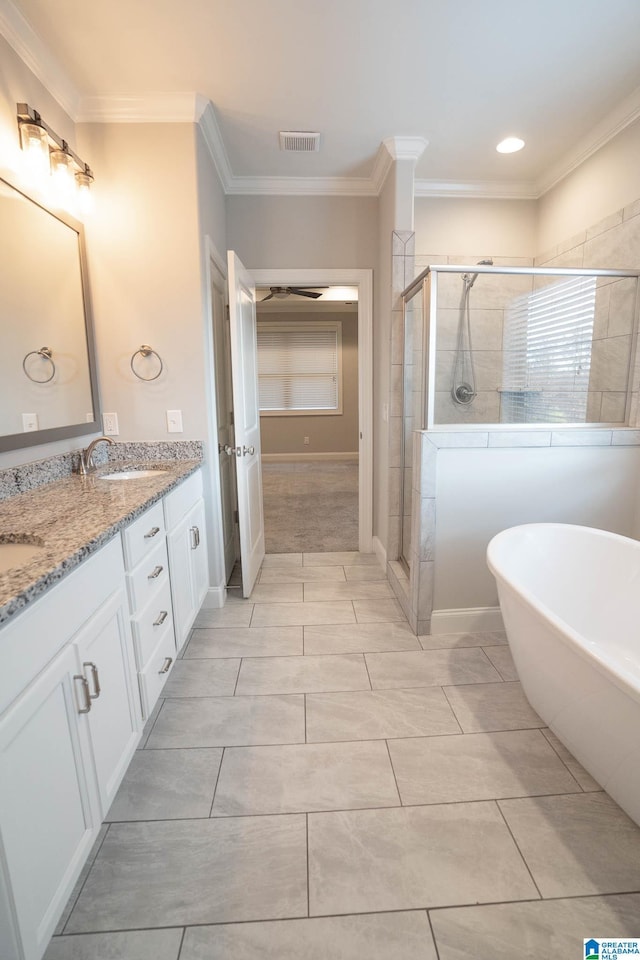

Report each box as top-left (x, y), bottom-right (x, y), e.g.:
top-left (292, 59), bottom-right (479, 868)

top-left (0, 645), bottom-right (99, 960)
top-left (74, 586), bottom-right (141, 817)
top-left (189, 499), bottom-right (209, 612)
top-left (167, 499), bottom-right (209, 651)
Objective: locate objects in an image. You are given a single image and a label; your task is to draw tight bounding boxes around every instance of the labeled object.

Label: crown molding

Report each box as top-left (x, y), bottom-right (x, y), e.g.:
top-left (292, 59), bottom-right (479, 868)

top-left (536, 83), bottom-right (640, 197)
top-left (382, 136), bottom-right (429, 162)
top-left (77, 92), bottom-right (208, 123)
top-left (0, 0), bottom-right (80, 119)
top-left (414, 178), bottom-right (539, 200)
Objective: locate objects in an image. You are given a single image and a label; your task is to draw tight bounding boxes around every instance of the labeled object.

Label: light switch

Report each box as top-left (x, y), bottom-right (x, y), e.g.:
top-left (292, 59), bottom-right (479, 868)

top-left (22, 413), bottom-right (38, 432)
top-left (167, 409), bottom-right (183, 433)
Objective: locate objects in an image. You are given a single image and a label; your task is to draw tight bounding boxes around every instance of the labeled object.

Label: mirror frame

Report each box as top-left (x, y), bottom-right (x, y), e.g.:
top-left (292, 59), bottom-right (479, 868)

top-left (0, 174), bottom-right (101, 452)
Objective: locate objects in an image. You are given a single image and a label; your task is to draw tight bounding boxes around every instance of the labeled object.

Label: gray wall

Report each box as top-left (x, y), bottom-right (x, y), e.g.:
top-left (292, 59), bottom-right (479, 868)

top-left (226, 195), bottom-right (378, 269)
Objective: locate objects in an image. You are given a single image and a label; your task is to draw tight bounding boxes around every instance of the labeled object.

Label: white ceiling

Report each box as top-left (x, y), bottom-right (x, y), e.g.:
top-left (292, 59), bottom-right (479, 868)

top-left (5, 0), bottom-right (640, 196)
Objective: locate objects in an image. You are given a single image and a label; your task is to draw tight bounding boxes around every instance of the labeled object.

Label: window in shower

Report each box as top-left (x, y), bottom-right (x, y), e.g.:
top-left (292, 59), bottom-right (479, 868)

top-left (501, 276), bottom-right (597, 423)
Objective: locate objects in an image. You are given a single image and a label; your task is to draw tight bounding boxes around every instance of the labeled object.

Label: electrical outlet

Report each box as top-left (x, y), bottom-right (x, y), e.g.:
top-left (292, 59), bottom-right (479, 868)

top-left (303, 436), bottom-right (310, 445)
top-left (167, 409), bottom-right (183, 433)
top-left (103, 412), bottom-right (119, 435)
top-left (22, 413), bottom-right (38, 432)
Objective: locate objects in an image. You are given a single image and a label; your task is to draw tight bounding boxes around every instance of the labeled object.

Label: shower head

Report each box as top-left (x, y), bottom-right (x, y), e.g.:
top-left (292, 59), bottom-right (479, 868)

top-left (462, 258), bottom-right (494, 288)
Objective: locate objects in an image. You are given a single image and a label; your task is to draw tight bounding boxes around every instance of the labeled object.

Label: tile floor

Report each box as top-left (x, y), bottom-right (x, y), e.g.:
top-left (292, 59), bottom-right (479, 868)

top-left (46, 552), bottom-right (640, 959)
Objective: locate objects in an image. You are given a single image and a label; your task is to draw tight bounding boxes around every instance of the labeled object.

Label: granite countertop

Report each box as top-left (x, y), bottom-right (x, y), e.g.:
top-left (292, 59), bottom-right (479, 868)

top-left (0, 460), bottom-right (201, 627)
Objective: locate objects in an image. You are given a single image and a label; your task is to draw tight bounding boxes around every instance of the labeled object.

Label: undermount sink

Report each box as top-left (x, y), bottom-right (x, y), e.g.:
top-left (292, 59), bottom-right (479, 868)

top-left (99, 469), bottom-right (168, 481)
top-left (0, 537), bottom-right (46, 574)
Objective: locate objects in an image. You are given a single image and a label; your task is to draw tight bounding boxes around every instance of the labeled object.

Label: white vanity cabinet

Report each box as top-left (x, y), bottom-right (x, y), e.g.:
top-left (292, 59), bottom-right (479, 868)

top-left (0, 538), bottom-right (139, 960)
top-left (164, 471), bottom-right (209, 650)
top-left (121, 500), bottom-right (177, 720)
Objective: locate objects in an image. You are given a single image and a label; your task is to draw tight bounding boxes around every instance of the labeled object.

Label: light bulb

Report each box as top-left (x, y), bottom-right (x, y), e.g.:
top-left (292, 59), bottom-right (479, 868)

top-left (50, 148), bottom-right (76, 207)
top-left (75, 171), bottom-right (94, 217)
top-left (19, 121), bottom-right (50, 183)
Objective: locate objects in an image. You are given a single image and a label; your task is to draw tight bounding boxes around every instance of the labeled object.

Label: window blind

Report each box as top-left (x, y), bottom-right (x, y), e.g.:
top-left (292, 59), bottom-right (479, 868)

top-left (257, 322), bottom-right (341, 413)
top-left (501, 276), bottom-right (597, 423)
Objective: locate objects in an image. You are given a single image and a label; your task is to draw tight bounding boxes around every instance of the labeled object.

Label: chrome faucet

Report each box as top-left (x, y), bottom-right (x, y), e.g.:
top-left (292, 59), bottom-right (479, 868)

top-left (79, 436), bottom-right (115, 475)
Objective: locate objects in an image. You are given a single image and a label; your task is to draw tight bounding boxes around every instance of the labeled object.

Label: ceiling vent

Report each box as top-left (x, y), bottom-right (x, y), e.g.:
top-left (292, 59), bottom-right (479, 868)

top-left (279, 131), bottom-right (321, 152)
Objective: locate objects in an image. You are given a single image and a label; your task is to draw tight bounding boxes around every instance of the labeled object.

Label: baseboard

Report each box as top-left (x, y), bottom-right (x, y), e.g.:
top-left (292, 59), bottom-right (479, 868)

top-left (261, 452), bottom-right (359, 463)
top-left (200, 584), bottom-right (226, 609)
top-left (430, 606), bottom-right (504, 634)
top-left (372, 535), bottom-right (387, 570)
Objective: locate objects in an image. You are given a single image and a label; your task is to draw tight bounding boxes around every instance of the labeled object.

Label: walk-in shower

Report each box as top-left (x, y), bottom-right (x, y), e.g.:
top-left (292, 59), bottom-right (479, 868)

top-left (398, 263), bottom-right (640, 569)
top-left (451, 259), bottom-right (493, 405)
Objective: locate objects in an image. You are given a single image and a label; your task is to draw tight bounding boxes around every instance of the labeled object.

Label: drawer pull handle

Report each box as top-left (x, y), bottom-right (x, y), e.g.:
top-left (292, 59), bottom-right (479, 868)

top-left (159, 657), bottom-right (173, 674)
top-left (74, 675), bottom-right (92, 714)
top-left (83, 661), bottom-right (101, 699)
top-left (153, 610), bottom-right (169, 627)
top-left (144, 526), bottom-right (161, 539)
top-left (190, 525), bottom-right (200, 549)
top-left (148, 565), bottom-right (164, 580)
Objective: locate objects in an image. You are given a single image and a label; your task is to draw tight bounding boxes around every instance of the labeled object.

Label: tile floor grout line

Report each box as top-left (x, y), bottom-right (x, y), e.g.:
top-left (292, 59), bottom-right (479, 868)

top-left (539, 727), bottom-right (591, 792)
top-left (306, 813), bottom-right (310, 917)
top-left (103, 789), bottom-right (601, 825)
top-left (425, 908), bottom-right (443, 960)
top-left (384, 739), bottom-right (404, 807)
top-left (361, 651), bottom-right (374, 691)
top-left (440, 685), bottom-right (473, 736)
top-left (51, 892), bottom-right (640, 940)
top-left (60, 822), bottom-right (112, 935)
top-left (494, 799), bottom-right (544, 900)
top-left (176, 925), bottom-right (187, 959)
top-left (208, 746), bottom-right (225, 818)
top-left (232, 661), bottom-right (243, 697)
top-left (304, 693), bottom-right (307, 743)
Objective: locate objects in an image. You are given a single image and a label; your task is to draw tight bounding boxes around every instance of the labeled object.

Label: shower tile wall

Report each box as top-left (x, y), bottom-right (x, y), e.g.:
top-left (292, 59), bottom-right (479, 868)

top-left (413, 256), bottom-right (533, 425)
top-left (536, 199), bottom-right (640, 427)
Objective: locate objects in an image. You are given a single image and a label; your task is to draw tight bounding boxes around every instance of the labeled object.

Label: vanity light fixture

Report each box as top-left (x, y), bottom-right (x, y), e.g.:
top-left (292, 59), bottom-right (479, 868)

top-left (16, 103), bottom-right (94, 213)
top-left (496, 136), bottom-right (525, 154)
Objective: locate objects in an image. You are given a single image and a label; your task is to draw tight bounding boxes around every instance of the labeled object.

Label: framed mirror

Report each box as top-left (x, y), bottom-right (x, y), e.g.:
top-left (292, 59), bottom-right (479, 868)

top-left (0, 174), bottom-right (101, 452)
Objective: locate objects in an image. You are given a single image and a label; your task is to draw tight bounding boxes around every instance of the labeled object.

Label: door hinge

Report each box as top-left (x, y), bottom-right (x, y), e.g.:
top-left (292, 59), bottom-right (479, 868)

top-left (234, 509), bottom-right (239, 524)
top-left (229, 411), bottom-right (234, 425)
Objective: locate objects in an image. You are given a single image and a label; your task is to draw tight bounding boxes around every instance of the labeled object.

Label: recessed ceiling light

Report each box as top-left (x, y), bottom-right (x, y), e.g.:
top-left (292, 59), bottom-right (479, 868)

top-left (496, 137), bottom-right (525, 154)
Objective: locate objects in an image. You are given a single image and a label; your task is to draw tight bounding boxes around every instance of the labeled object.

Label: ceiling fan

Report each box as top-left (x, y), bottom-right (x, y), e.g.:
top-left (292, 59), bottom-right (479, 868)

top-left (259, 286), bottom-right (328, 302)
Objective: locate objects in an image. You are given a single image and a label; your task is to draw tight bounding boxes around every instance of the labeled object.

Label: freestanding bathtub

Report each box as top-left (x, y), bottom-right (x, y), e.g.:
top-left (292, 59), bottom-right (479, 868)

top-left (487, 523), bottom-right (640, 827)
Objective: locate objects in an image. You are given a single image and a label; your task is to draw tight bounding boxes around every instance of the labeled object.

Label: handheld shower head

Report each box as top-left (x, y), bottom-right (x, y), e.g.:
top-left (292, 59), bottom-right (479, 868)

top-left (462, 258), bottom-right (494, 288)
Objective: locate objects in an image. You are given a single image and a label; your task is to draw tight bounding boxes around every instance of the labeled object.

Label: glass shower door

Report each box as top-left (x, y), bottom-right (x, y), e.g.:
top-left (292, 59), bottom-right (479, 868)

top-left (399, 282), bottom-right (425, 570)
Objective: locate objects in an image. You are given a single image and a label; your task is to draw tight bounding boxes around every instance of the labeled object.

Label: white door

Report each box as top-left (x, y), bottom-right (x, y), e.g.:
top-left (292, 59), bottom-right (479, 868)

top-left (227, 251), bottom-right (265, 596)
top-left (210, 257), bottom-right (239, 582)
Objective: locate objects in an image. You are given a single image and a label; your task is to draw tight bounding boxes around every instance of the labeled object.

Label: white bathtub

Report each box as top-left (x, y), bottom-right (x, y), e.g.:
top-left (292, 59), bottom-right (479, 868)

top-left (487, 523), bottom-right (640, 827)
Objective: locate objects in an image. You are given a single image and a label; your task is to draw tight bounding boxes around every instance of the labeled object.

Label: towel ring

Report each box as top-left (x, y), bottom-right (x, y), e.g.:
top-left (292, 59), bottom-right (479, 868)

top-left (23, 347), bottom-right (55, 383)
top-left (131, 344), bottom-right (163, 381)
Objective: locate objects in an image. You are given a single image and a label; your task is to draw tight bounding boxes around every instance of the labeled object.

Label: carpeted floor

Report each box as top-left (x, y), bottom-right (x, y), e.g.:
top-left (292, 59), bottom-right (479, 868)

top-left (262, 460), bottom-right (359, 553)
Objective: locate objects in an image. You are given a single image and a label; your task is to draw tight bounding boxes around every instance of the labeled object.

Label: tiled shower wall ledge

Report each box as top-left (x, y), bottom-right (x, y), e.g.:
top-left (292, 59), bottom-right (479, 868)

top-left (0, 441), bottom-right (204, 502)
top-left (391, 426), bottom-right (640, 635)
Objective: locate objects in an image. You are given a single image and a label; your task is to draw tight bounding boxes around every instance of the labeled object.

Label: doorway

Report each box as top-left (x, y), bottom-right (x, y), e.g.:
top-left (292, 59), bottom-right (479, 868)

top-left (252, 269), bottom-right (373, 554)
top-left (256, 289), bottom-right (359, 553)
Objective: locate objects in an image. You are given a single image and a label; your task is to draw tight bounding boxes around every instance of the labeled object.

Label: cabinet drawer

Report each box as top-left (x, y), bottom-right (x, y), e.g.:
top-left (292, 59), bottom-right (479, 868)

top-left (131, 581), bottom-right (174, 670)
top-left (121, 501), bottom-right (165, 569)
top-left (126, 540), bottom-right (169, 612)
top-left (163, 471), bottom-right (202, 529)
top-left (138, 628), bottom-right (175, 719)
